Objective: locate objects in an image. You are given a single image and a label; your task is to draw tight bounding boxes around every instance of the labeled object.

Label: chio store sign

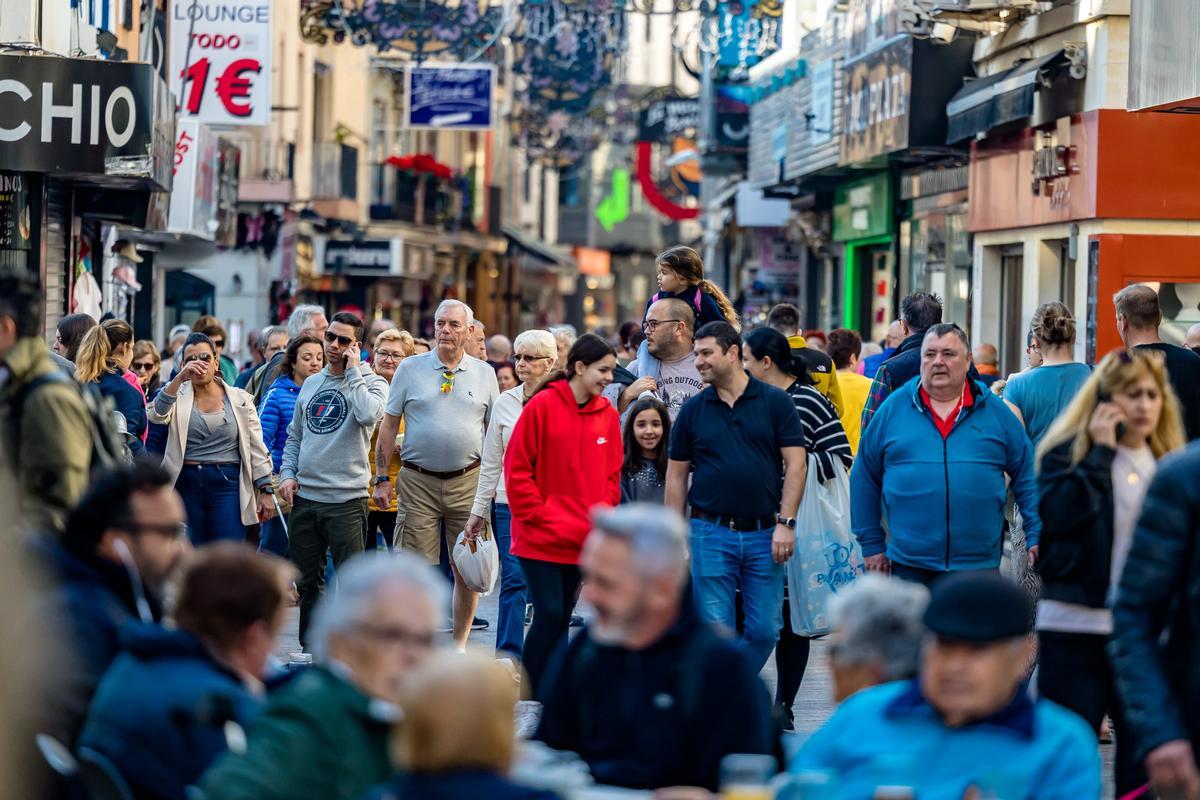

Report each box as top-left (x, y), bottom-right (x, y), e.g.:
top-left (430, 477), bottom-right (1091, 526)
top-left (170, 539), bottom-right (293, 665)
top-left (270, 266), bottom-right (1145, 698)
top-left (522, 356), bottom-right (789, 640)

top-left (0, 54), bottom-right (170, 183)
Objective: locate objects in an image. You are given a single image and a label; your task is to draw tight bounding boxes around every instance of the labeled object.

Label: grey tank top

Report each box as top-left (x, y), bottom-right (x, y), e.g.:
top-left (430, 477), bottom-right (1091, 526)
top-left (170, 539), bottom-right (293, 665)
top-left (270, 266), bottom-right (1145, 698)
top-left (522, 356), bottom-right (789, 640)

top-left (186, 393), bottom-right (241, 463)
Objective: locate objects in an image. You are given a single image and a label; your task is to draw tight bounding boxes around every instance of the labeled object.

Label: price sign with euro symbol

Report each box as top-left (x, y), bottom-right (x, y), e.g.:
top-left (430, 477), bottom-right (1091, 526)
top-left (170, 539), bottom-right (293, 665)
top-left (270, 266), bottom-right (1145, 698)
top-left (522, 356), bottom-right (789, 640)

top-left (170, 0), bottom-right (272, 126)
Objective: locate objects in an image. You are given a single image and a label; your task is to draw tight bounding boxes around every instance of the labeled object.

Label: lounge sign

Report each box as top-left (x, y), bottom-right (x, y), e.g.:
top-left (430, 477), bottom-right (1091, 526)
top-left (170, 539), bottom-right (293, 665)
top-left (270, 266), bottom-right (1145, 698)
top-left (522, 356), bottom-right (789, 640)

top-left (0, 54), bottom-right (173, 189)
top-left (840, 37), bottom-right (912, 165)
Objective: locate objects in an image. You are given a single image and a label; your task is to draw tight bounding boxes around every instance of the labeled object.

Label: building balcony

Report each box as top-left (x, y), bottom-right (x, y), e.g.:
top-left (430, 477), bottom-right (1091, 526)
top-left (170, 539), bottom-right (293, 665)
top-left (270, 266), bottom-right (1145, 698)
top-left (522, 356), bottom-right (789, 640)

top-left (223, 136), bottom-right (295, 203)
top-left (368, 165), bottom-right (473, 231)
top-left (311, 142), bottom-right (360, 221)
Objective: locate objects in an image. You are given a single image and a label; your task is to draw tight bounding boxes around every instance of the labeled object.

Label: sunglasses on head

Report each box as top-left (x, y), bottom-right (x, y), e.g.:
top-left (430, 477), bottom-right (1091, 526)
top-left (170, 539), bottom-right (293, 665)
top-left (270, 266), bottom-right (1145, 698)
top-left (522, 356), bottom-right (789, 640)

top-left (324, 331), bottom-right (355, 347)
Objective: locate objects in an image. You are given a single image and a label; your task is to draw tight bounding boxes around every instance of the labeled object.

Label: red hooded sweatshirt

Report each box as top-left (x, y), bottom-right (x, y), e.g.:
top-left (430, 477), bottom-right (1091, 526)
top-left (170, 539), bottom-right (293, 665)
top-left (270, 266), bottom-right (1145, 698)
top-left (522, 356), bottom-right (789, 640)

top-left (504, 379), bottom-right (622, 564)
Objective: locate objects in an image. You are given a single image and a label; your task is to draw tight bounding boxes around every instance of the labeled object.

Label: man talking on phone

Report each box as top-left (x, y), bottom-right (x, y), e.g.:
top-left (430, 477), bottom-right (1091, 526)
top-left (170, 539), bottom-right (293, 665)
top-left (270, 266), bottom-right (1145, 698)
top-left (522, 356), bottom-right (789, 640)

top-left (280, 311), bottom-right (389, 650)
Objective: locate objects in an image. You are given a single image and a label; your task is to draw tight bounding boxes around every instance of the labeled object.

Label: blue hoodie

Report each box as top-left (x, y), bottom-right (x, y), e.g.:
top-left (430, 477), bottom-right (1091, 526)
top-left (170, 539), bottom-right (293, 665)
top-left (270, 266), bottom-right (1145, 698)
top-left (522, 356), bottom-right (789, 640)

top-left (850, 376), bottom-right (1041, 571)
top-left (258, 374), bottom-right (301, 472)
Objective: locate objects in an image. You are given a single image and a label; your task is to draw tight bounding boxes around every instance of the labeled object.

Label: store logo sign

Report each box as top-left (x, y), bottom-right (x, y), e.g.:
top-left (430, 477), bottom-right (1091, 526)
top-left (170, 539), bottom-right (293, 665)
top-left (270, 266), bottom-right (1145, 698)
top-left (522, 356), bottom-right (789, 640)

top-left (0, 80), bottom-right (138, 147)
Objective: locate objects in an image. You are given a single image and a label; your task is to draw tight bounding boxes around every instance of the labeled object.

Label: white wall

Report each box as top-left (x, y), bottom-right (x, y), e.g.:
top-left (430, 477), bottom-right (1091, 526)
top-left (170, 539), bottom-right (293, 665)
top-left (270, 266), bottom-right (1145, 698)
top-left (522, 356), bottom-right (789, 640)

top-left (154, 247), bottom-right (276, 348)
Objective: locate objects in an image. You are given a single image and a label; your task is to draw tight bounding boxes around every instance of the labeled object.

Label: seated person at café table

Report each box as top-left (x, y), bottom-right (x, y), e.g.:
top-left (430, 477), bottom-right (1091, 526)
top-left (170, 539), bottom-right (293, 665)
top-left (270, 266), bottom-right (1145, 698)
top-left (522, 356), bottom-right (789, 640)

top-left (791, 573), bottom-right (1100, 800)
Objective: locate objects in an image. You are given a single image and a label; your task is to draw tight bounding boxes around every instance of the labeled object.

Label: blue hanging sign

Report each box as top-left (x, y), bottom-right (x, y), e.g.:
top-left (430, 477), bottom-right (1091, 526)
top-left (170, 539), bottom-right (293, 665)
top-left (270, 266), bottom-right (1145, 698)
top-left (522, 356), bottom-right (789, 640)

top-left (405, 64), bottom-right (496, 130)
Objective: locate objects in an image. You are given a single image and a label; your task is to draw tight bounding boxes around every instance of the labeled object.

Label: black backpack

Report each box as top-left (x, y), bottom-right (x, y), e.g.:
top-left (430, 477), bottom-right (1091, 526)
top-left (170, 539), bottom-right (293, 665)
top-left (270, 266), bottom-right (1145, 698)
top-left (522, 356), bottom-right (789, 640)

top-left (8, 369), bottom-right (131, 475)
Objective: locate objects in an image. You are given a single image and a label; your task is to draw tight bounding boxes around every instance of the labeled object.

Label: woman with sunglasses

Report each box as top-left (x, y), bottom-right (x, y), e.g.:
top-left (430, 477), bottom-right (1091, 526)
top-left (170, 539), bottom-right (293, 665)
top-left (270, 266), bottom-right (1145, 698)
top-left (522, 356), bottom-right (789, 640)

top-left (149, 332), bottom-right (275, 545)
top-left (131, 340), bottom-right (163, 399)
top-left (464, 329), bottom-right (558, 663)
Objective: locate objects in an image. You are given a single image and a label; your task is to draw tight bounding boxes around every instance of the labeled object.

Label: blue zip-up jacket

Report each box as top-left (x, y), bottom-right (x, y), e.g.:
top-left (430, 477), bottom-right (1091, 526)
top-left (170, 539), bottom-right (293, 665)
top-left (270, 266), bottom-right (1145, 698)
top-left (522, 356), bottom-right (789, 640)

top-left (258, 374), bottom-right (301, 473)
top-left (850, 376), bottom-right (1041, 570)
top-left (791, 680), bottom-right (1100, 800)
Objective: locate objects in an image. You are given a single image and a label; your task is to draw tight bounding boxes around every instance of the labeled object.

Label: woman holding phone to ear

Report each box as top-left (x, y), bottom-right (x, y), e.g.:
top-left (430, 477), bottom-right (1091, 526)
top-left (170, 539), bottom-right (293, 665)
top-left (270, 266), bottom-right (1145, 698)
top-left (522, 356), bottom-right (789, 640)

top-left (1034, 349), bottom-right (1187, 795)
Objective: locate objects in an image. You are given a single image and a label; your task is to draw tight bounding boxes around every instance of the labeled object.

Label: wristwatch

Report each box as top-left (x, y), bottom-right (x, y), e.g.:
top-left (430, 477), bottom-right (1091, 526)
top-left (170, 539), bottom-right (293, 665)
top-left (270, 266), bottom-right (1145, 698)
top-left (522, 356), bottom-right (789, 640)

top-left (258, 485), bottom-right (275, 495)
top-left (776, 515), bottom-right (796, 529)
top-left (372, 475), bottom-right (391, 486)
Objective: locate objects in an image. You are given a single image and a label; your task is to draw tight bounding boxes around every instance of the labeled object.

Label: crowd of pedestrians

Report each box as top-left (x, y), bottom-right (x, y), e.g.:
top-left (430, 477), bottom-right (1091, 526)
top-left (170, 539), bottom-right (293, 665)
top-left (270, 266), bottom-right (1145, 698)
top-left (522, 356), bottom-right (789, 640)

top-left (4, 249), bottom-right (1200, 799)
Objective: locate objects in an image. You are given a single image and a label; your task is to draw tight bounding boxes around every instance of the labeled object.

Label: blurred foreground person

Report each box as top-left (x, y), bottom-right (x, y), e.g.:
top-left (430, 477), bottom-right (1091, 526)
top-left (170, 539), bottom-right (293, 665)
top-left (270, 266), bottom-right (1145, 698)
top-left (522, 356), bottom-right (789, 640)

top-left (825, 574), bottom-right (929, 703)
top-left (198, 552), bottom-right (446, 800)
top-left (367, 653), bottom-right (557, 800)
top-left (793, 573), bottom-right (1100, 799)
top-left (535, 504), bottom-right (775, 793)
top-left (27, 462), bottom-right (189, 745)
top-left (79, 544), bottom-right (295, 799)
top-left (1111, 441), bottom-right (1200, 800)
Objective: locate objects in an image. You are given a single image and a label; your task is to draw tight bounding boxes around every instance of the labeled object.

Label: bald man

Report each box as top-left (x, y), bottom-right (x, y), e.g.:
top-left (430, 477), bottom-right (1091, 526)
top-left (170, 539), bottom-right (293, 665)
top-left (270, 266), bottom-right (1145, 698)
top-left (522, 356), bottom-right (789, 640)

top-left (972, 343), bottom-right (1001, 387)
top-left (1187, 322), bottom-right (1200, 355)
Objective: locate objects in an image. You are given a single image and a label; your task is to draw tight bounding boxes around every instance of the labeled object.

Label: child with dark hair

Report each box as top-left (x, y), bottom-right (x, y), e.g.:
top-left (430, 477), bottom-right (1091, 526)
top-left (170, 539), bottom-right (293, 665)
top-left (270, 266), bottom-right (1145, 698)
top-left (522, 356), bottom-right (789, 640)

top-left (620, 396), bottom-right (670, 505)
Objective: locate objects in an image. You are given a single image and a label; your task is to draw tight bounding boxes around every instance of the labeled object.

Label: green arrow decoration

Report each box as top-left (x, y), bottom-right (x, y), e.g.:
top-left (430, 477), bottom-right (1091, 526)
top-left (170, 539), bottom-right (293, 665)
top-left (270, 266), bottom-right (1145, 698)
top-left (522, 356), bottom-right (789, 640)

top-left (596, 168), bottom-right (631, 232)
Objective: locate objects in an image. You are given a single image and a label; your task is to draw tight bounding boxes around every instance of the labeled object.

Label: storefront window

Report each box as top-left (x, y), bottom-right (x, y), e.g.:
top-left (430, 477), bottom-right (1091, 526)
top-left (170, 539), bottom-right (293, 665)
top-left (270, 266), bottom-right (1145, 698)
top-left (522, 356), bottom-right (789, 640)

top-left (901, 212), bottom-right (971, 333)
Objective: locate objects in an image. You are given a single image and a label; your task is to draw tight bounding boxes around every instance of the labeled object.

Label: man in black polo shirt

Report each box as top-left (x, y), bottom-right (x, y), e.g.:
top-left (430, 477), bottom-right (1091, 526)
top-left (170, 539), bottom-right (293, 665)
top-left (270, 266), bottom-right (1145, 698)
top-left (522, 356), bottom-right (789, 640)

top-left (666, 321), bottom-right (807, 671)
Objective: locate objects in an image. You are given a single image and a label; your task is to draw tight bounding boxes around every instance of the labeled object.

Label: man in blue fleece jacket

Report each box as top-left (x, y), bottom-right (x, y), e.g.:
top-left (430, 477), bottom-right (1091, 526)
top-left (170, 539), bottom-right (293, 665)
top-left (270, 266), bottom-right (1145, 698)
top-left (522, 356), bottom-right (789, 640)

top-left (850, 323), bottom-right (1041, 586)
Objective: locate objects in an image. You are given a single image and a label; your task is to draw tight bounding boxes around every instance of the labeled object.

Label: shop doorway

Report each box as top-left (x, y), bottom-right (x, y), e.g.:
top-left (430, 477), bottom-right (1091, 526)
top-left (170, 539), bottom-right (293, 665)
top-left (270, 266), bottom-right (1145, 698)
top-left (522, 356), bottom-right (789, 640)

top-left (999, 248), bottom-right (1024, 376)
top-left (164, 271), bottom-right (215, 331)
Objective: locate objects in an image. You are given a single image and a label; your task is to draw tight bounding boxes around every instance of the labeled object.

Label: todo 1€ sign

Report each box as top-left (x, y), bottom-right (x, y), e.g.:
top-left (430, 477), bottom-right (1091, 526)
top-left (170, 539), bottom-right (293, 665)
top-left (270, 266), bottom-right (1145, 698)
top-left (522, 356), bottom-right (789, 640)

top-left (405, 65), bottom-right (495, 131)
top-left (170, 0), bottom-right (272, 126)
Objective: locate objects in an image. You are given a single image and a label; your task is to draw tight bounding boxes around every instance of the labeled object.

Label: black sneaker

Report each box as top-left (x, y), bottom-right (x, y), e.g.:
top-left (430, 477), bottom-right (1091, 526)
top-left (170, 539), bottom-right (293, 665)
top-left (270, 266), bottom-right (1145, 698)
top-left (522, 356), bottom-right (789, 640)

top-left (569, 614), bottom-right (585, 628)
top-left (775, 703), bottom-right (795, 732)
top-left (471, 616), bottom-right (490, 631)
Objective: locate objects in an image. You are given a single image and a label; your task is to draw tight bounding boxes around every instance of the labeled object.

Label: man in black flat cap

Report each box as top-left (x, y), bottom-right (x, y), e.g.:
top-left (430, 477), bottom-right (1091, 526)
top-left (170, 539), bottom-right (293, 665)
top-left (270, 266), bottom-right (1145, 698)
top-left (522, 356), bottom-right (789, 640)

top-left (794, 574), bottom-right (1101, 799)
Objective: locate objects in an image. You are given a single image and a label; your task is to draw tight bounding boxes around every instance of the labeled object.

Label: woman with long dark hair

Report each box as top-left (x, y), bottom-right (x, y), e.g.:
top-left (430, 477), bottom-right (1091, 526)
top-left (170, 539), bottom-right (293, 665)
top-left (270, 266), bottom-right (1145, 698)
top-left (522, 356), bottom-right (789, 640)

top-left (504, 333), bottom-right (622, 694)
top-left (743, 325), bottom-right (853, 731)
top-left (54, 313), bottom-right (97, 364)
top-left (620, 395), bottom-right (670, 505)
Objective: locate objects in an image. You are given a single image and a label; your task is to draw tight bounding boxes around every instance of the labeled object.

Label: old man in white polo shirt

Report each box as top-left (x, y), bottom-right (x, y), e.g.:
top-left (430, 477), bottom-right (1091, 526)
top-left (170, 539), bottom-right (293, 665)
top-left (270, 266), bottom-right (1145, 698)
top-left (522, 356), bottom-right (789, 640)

top-left (374, 299), bottom-right (499, 648)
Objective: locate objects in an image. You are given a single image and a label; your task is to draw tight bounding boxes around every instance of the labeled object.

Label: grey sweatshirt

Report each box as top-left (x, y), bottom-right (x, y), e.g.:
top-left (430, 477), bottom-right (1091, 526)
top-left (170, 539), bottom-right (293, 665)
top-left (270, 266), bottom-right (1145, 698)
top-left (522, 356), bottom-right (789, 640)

top-left (280, 363), bottom-right (389, 503)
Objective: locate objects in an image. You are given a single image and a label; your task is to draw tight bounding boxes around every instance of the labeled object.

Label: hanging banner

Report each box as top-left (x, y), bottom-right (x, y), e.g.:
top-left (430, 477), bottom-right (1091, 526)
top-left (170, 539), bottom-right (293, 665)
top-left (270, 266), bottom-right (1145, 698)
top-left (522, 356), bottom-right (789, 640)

top-left (168, 120), bottom-right (220, 239)
top-left (405, 64), bottom-right (496, 130)
top-left (639, 94), bottom-right (700, 143)
top-left (170, 0), bottom-right (272, 126)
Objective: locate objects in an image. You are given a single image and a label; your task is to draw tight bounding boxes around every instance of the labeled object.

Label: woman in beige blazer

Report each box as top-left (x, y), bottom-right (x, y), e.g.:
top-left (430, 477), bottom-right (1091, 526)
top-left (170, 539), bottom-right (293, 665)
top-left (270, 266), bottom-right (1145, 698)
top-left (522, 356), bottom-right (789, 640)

top-left (148, 332), bottom-right (275, 544)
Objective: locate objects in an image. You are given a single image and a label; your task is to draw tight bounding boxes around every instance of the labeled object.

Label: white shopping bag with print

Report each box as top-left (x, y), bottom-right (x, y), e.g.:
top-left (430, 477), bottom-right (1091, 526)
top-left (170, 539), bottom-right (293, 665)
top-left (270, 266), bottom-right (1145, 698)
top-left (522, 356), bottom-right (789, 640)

top-left (787, 457), bottom-right (864, 637)
top-left (453, 530), bottom-right (499, 595)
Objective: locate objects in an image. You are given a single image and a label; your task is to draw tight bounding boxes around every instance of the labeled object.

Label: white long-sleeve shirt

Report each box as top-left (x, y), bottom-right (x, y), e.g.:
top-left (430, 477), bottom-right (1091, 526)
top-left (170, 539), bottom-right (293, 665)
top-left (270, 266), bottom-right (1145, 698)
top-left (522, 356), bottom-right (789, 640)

top-left (471, 386), bottom-right (529, 517)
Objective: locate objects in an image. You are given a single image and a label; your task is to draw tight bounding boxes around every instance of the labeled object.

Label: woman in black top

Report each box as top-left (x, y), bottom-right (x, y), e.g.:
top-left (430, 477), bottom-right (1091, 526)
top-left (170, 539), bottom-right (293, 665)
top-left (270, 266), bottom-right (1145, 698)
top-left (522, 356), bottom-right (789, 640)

top-left (744, 326), bottom-right (853, 730)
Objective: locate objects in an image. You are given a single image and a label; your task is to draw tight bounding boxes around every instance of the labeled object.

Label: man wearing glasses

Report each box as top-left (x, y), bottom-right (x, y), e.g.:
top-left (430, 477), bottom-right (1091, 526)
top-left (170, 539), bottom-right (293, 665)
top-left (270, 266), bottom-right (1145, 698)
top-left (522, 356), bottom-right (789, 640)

top-left (280, 311), bottom-right (389, 650)
top-left (374, 299), bottom-right (499, 650)
top-left (610, 297), bottom-right (702, 422)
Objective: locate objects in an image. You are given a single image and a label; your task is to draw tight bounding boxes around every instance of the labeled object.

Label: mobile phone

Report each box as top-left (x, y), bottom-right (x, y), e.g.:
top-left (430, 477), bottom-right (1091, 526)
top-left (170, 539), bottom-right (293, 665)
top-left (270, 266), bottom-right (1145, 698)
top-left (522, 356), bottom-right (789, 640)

top-left (1097, 389), bottom-right (1128, 440)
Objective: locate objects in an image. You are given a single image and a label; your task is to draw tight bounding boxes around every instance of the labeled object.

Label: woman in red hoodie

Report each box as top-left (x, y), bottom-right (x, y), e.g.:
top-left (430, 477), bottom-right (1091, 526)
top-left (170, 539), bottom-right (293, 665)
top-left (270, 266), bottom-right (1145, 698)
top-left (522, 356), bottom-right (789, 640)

top-left (504, 333), bottom-right (622, 693)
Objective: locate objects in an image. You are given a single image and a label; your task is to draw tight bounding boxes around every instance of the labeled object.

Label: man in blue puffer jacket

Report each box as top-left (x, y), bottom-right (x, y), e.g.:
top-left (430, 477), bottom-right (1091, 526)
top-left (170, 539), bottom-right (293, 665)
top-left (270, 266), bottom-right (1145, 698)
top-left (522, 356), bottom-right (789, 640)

top-left (851, 323), bottom-right (1041, 586)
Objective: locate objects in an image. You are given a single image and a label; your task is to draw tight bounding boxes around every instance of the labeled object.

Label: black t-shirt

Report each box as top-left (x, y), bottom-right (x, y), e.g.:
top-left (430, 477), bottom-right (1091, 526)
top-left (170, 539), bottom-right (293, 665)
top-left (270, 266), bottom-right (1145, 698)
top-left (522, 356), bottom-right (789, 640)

top-left (1136, 342), bottom-right (1200, 441)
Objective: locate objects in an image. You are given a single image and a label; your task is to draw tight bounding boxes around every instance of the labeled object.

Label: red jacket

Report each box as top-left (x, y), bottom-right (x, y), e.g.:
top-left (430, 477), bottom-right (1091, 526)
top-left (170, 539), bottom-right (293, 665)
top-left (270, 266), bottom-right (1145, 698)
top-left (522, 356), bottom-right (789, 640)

top-left (504, 380), bottom-right (622, 564)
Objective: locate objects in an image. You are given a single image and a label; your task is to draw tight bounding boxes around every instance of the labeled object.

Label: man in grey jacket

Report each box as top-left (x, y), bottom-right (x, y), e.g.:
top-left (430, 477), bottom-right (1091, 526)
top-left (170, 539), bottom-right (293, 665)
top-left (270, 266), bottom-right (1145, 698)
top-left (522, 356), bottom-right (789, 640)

top-left (280, 311), bottom-right (389, 649)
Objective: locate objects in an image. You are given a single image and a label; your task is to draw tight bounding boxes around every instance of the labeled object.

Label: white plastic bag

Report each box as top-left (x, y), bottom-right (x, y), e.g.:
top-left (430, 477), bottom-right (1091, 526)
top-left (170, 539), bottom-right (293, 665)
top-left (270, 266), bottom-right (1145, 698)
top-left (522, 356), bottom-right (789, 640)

top-left (453, 529), bottom-right (499, 595)
top-left (787, 457), bottom-right (864, 637)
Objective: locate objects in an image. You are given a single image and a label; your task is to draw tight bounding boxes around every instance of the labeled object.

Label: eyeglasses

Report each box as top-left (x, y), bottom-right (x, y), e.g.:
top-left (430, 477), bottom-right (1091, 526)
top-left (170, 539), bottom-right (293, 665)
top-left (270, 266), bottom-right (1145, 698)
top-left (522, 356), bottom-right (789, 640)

top-left (353, 622), bottom-right (435, 649)
top-left (374, 350), bottom-right (404, 362)
top-left (183, 353), bottom-right (214, 364)
top-left (324, 331), bottom-right (354, 347)
top-left (211, 338), bottom-right (225, 349)
top-left (132, 361), bottom-right (157, 372)
top-left (643, 319), bottom-right (682, 333)
top-left (514, 354), bottom-right (551, 363)
top-left (127, 522), bottom-right (190, 540)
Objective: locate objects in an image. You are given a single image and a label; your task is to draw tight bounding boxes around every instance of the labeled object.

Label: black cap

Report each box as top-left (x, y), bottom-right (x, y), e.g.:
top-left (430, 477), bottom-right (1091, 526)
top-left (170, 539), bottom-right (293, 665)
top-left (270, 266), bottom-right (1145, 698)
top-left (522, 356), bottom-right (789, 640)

top-left (923, 572), bottom-right (1033, 644)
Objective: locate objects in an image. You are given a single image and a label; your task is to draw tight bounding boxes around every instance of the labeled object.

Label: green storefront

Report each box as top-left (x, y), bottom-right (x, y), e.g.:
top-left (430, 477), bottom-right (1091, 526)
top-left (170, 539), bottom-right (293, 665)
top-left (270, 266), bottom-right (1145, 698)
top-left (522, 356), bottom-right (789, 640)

top-left (833, 172), bottom-right (894, 343)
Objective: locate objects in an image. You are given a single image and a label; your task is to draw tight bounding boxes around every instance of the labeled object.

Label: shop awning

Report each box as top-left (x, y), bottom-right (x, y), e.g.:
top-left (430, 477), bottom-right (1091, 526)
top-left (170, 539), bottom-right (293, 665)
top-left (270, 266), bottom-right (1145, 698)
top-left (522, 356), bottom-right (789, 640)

top-left (503, 225), bottom-right (576, 272)
top-left (945, 51), bottom-right (1066, 144)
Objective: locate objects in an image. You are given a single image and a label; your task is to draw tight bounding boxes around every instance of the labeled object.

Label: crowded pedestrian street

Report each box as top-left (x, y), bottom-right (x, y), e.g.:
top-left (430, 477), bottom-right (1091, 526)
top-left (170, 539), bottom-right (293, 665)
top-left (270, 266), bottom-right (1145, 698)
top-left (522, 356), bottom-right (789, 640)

top-left (5, 0), bottom-right (1200, 799)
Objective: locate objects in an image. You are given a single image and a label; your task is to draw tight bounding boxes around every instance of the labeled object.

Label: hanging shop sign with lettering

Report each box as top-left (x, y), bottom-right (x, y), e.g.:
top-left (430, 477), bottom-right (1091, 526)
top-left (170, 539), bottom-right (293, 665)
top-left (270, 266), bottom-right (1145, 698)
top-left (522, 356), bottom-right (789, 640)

top-left (840, 36), bottom-right (912, 165)
top-left (0, 54), bottom-right (174, 189)
top-left (170, 0), bottom-right (272, 126)
top-left (639, 95), bottom-right (700, 143)
top-left (405, 65), bottom-right (495, 130)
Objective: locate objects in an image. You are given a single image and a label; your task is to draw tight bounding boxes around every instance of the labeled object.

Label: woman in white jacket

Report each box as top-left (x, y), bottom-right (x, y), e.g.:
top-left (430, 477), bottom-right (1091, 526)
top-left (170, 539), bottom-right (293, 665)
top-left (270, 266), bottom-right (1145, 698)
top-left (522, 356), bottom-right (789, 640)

top-left (148, 332), bottom-right (275, 544)
top-left (464, 329), bottom-right (558, 660)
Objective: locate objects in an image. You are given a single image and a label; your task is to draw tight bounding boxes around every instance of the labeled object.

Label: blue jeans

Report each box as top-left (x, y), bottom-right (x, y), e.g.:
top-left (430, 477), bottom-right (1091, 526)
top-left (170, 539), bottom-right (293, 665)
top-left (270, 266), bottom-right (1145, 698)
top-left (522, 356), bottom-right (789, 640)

top-left (493, 503), bottom-right (527, 658)
top-left (176, 463), bottom-right (248, 545)
top-left (688, 518), bottom-right (783, 672)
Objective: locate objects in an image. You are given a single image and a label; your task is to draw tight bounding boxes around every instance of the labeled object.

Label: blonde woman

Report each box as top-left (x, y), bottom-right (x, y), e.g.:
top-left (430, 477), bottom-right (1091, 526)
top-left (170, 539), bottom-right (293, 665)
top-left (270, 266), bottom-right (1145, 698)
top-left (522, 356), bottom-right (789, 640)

top-left (367, 328), bottom-right (414, 551)
top-left (74, 318), bottom-right (147, 451)
top-left (1035, 349), bottom-right (1186, 796)
top-left (148, 332), bottom-right (275, 545)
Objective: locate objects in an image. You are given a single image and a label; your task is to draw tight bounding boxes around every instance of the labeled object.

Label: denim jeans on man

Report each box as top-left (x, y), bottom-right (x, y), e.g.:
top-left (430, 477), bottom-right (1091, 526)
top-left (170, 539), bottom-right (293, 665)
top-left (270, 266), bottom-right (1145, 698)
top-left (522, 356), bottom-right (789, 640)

top-left (176, 463), bottom-right (247, 545)
top-left (688, 518), bottom-right (783, 671)
top-left (493, 503), bottom-right (527, 658)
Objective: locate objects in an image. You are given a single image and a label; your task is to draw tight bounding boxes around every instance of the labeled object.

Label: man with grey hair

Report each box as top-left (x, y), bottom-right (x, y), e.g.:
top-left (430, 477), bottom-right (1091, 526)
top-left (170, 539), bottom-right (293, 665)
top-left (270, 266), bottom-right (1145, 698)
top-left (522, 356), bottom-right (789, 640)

top-left (246, 305), bottom-right (330, 404)
top-left (235, 325), bottom-right (287, 388)
top-left (852, 323), bottom-right (1041, 587)
top-left (549, 324), bottom-right (576, 369)
top-left (534, 503), bottom-right (775, 792)
top-left (375, 298), bottom-right (499, 649)
top-left (486, 333), bottom-right (513, 365)
top-left (199, 552), bottom-right (446, 800)
top-left (826, 574), bottom-right (929, 702)
top-left (466, 319), bottom-right (488, 360)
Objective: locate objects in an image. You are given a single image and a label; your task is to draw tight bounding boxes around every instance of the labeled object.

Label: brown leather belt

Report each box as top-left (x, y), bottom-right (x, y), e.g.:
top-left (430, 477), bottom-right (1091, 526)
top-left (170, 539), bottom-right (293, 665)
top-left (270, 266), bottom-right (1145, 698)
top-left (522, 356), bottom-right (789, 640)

top-left (402, 460), bottom-right (481, 480)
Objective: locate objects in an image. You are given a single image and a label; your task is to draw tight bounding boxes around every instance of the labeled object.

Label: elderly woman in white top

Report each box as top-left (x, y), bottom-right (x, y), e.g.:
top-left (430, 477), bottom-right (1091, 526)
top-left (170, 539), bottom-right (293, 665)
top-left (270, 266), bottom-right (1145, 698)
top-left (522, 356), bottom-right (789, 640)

top-left (464, 329), bottom-right (558, 659)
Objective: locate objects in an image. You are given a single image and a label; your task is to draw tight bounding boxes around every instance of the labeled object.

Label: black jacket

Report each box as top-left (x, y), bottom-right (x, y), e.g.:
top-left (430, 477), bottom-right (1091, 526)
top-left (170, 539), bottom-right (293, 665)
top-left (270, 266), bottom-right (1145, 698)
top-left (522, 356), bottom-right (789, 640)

top-left (534, 598), bottom-right (776, 791)
top-left (1110, 442), bottom-right (1200, 760)
top-left (1036, 441), bottom-right (1116, 607)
